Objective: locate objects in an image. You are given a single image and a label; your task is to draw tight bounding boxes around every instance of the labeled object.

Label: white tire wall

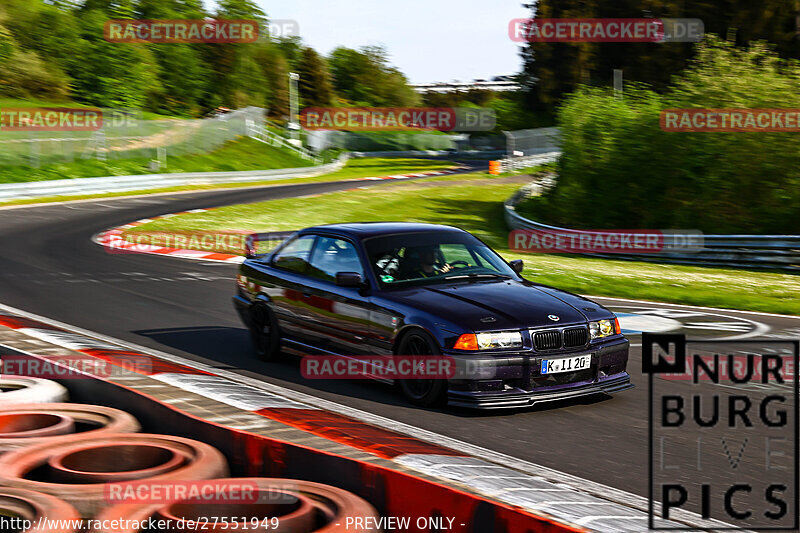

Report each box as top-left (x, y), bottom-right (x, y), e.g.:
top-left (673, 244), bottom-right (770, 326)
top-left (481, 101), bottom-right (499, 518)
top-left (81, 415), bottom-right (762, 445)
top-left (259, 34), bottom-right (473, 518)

top-left (0, 376), bottom-right (68, 404)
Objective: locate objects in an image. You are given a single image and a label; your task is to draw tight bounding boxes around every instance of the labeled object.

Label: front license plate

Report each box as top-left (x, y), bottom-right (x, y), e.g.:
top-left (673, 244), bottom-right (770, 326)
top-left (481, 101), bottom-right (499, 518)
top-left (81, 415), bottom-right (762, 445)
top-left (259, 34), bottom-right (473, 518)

top-left (541, 354), bottom-right (592, 375)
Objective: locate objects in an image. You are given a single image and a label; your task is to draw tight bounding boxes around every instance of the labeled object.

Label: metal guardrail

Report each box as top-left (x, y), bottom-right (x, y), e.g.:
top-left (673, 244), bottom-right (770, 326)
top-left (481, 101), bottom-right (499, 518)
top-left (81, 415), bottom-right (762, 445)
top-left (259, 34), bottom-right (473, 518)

top-left (505, 179), bottom-right (800, 272)
top-left (351, 149), bottom-right (506, 159)
top-left (498, 151), bottom-right (561, 172)
top-left (0, 154), bottom-right (349, 202)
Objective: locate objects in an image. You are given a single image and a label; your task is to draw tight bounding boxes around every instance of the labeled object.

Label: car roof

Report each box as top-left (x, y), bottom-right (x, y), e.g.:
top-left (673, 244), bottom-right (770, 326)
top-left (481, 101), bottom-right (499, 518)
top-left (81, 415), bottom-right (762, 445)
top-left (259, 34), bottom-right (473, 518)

top-left (299, 222), bottom-right (466, 239)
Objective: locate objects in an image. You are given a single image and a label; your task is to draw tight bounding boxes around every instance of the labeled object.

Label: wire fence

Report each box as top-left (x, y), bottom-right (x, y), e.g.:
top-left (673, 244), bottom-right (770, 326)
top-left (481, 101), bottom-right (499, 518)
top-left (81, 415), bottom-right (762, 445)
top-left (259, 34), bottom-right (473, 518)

top-left (0, 114), bottom-right (562, 169)
top-left (503, 127), bottom-right (561, 156)
top-left (0, 107), bottom-right (264, 168)
top-left (306, 130), bottom-right (459, 153)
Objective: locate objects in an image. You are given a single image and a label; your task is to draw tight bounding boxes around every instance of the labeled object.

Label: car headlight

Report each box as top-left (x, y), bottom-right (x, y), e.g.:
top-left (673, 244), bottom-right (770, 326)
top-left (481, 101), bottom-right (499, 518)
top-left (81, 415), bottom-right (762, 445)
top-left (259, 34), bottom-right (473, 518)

top-left (590, 318), bottom-right (620, 339)
top-left (454, 331), bottom-right (523, 350)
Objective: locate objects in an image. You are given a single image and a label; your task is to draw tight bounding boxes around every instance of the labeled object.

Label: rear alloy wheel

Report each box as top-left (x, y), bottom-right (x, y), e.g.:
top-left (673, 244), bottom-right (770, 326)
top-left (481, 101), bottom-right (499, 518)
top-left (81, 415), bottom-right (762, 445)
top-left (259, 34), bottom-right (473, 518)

top-left (397, 331), bottom-right (447, 407)
top-left (250, 305), bottom-right (281, 361)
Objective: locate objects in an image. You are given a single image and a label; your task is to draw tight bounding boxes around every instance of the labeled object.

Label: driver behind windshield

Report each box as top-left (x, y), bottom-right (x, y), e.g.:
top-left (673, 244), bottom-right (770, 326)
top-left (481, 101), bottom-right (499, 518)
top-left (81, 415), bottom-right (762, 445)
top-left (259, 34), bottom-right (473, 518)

top-left (405, 245), bottom-right (452, 278)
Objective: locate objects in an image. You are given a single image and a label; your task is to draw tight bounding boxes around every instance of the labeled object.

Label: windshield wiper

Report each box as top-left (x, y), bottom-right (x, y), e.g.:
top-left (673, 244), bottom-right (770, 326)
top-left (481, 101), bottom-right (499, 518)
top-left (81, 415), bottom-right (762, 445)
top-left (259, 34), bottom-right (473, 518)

top-left (441, 273), bottom-right (512, 281)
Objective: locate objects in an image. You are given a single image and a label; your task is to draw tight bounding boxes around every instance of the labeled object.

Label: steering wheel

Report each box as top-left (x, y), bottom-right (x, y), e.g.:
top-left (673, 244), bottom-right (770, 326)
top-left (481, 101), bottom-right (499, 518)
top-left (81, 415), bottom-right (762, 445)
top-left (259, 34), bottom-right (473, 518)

top-left (447, 260), bottom-right (470, 269)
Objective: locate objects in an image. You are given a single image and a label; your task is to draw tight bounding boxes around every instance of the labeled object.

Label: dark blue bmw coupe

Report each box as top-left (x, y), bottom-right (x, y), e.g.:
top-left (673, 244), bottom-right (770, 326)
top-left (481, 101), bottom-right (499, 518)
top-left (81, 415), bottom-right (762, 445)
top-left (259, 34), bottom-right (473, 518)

top-left (233, 222), bottom-right (632, 409)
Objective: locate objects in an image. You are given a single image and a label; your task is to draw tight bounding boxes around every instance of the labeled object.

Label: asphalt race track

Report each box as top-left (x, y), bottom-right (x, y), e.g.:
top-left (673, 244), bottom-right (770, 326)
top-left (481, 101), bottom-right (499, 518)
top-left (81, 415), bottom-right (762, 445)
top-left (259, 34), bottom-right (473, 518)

top-left (1, 177), bottom-right (797, 507)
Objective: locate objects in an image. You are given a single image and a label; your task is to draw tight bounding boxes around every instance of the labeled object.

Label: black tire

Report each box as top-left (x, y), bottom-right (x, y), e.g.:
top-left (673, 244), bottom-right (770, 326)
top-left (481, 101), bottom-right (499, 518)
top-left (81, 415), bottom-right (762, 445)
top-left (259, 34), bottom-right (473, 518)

top-left (250, 304), bottom-right (281, 361)
top-left (396, 330), bottom-right (447, 407)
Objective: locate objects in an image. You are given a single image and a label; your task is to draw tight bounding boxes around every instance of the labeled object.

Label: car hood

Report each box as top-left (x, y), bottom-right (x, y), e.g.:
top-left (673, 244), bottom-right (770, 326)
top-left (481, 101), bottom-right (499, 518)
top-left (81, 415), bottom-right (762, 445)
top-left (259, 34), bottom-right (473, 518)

top-left (388, 279), bottom-right (599, 331)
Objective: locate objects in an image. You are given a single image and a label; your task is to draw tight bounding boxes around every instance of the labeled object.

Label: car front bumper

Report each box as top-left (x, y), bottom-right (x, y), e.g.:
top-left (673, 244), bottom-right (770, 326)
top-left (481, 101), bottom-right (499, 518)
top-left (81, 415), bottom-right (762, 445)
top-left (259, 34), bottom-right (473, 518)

top-left (444, 337), bottom-right (632, 409)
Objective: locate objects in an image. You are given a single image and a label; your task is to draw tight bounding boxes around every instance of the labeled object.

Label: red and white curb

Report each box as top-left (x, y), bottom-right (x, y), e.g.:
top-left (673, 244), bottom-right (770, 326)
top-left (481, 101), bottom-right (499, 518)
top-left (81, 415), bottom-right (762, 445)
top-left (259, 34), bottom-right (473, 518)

top-left (0, 303), bottom-right (730, 533)
top-left (93, 208), bottom-right (248, 264)
top-left (92, 167), bottom-right (468, 264)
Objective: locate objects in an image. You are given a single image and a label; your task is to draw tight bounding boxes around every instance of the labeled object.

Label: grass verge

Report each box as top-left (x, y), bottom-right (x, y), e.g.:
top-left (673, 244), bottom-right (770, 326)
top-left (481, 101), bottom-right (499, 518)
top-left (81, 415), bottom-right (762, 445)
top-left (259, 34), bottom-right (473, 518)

top-left (0, 137), bottom-right (313, 184)
top-left (132, 171), bottom-right (800, 316)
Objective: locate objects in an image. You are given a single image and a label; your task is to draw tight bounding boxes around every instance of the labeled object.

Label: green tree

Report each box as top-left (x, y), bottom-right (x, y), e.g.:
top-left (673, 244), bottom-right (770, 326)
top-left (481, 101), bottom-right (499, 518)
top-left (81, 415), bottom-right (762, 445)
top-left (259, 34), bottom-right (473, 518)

top-left (274, 36), bottom-right (303, 70)
top-left (215, 0), bottom-right (267, 24)
top-left (329, 45), bottom-right (419, 106)
top-left (199, 0), bottom-right (270, 110)
top-left (69, 9), bottom-right (162, 107)
top-left (2, 0), bottom-right (83, 68)
top-left (0, 23), bottom-right (16, 65)
top-left (132, 0), bottom-right (210, 115)
top-left (0, 49), bottom-right (71, 100)
top-left (255, 44), bottom-right (290, 119)
top-left (148, 44), bottom-right (211, 115)
top-left (521, 0), bottom-right (800, 113)
top-left (297, 47), bottom-right (333, 106)
top-left (79, 0), bottom-right (136, 18)
top-left (135, 0), bottom-right (206, 18)
top-left (532, 37), bottom-right (800, 234)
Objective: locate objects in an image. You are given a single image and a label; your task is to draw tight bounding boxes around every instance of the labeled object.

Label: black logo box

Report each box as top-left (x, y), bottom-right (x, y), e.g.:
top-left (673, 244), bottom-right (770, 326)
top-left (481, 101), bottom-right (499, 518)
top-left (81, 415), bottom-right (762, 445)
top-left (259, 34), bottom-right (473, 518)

top-left (644, 333), bottom-right (800, 531)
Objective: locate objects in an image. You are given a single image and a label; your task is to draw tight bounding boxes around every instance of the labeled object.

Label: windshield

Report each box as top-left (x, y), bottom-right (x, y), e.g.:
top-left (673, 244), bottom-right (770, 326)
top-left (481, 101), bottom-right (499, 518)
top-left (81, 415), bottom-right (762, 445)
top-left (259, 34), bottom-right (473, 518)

top-left (364, 230), bottom-right (517, 287)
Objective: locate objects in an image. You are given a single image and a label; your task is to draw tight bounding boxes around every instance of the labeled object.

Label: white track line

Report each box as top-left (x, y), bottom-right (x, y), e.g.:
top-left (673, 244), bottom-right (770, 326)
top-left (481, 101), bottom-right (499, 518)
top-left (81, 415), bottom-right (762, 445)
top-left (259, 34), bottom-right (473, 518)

top-left (587, 295), bottom-right (800, 320)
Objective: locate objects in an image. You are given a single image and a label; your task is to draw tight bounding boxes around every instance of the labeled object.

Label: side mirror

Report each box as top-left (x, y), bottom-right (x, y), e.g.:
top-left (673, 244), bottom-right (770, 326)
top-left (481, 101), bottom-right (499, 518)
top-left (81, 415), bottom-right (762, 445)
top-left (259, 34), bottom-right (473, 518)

top-left (244, 234), bottom-right (258, 259)
top-left (335, 272), bottom-right (364, 287)
top-left (509, 259), bottom-right (524, 274)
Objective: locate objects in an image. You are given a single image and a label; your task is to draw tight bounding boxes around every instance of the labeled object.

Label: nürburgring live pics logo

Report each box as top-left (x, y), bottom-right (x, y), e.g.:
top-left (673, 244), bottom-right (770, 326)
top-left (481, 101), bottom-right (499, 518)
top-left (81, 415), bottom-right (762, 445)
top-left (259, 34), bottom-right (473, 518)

top-left (644, 333), bottom-right (799, 530)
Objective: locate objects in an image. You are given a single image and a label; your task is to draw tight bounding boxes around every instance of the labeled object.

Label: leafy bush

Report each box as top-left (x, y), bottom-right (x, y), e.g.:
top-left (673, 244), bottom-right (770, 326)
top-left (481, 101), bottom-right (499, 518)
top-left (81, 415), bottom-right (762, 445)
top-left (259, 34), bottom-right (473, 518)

top-left (0, 50), bottom-right (70, 100)
top-left (523, 37), bottom-right (800, 234)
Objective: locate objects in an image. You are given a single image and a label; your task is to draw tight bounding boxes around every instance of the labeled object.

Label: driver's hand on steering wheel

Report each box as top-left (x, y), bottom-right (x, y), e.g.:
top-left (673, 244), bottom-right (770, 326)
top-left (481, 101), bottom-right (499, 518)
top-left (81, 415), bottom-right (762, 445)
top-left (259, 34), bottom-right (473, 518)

top-left (439, 263), bottom-right (453, 273)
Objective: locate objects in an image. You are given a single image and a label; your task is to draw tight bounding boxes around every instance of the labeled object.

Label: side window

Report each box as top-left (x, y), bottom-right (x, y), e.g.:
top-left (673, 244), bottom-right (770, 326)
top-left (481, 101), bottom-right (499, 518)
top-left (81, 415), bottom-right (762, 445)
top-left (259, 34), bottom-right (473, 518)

top-left (308, 237), bottom-right (364, 282)
top-left (272, 235), bottom-right (316, 274)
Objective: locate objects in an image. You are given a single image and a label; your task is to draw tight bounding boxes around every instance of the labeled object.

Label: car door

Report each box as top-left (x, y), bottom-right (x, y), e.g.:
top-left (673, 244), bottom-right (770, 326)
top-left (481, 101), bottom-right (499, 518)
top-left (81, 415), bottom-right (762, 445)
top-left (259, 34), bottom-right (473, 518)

top-left (301, 235), bottom-right (373, 355)
top-left (265, 233), bottom-right (319, 344)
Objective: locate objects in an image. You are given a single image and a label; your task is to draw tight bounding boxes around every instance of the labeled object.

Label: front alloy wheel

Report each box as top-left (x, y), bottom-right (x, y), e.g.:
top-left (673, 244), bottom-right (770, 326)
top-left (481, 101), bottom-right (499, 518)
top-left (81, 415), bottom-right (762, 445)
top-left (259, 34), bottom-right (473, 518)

top-left (397, 330), bottom-right (447, 407)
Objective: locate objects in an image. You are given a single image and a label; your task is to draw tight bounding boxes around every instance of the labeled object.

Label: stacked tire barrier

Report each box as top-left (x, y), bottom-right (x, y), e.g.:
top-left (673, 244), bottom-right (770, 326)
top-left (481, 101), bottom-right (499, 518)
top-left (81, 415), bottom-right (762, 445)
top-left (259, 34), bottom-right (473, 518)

top-left (93, 479), bottom-right (381, 533)
top-left (0, 319), bottom-right (589, 533)
top-left (0, 487), bottom-right (80, 533)
top-left (0, 377), bottom-right (381, 532)
top-left (0, 376), bottom-right (68, 404)
top-left (0, 403), bottom-right (139, 454)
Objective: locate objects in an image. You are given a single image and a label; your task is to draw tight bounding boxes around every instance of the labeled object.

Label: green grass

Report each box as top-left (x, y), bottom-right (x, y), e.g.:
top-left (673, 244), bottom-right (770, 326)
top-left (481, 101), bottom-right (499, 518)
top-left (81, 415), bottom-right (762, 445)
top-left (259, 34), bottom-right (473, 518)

top-left (0, 137), bottom-right (312, 184)
top-left (0, 156), bottom-right (457, 208)
top-left (133, 172), bottom-right (800, 316)
top-left (311, 157), bottom-right (454, 180)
